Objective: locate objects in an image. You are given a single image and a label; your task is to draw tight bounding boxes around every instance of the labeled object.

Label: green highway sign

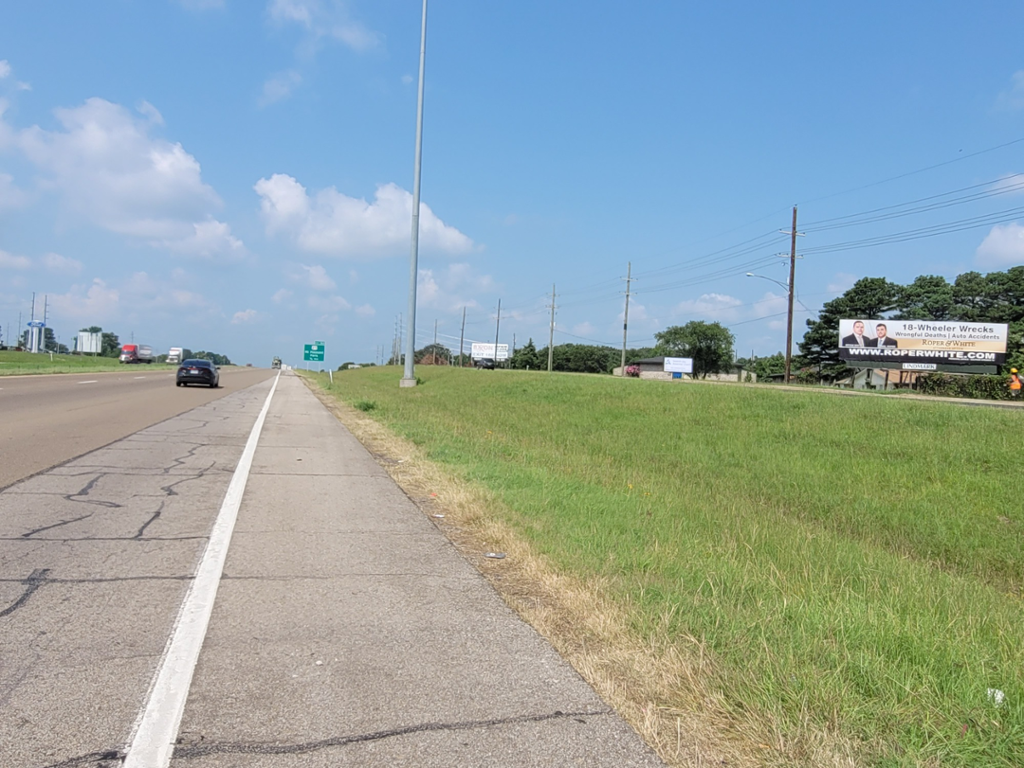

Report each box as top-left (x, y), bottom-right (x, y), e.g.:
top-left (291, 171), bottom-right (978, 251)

top-left (303, 343), bottom-right (325, 362)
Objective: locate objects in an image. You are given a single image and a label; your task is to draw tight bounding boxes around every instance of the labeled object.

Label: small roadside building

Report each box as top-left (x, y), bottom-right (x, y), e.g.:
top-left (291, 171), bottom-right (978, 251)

top-left (614, 357), bottom-right (756, 383)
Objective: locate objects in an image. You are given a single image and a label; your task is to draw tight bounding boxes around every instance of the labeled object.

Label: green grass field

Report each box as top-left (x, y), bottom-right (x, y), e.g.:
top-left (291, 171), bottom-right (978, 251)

top-left (0, 350), bottom-right (176, 375)
top-left (312, 366), bottom-right (1024, 766)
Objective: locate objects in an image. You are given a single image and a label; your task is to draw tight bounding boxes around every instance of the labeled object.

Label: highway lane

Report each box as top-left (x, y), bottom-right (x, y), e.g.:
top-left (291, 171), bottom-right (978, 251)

top-left (0, 366), bottom-right (275, 490)
top-left (0, 377), bottom-right (279, 767)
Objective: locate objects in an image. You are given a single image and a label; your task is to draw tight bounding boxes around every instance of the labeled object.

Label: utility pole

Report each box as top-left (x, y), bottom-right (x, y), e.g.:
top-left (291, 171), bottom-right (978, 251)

top-left (458, 306), bottom-right (466, 368)
top-left (512, 333), bottom-right (516, 357)
top-left (433, 319), bottom-right (438, 347)
top-left (547, 284), bottom-right (556, 373)
top-left (620, 261), bottom-right (632, 375)
top-left (781, 206), bottom-right (803, 384)
top-left (493, 299), bottom-right (501, 367)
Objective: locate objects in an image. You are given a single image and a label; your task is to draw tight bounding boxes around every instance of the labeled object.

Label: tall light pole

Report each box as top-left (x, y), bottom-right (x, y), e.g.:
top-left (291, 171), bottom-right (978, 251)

top-left (401, 0), bottom-right (428, 388)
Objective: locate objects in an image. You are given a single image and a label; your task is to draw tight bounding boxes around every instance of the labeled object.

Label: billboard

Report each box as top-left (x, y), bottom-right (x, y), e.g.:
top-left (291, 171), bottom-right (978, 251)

top-left (78, 331), bottom-right (102, 354)
top-left (663, 357), bottom-right (693, 373)
top-left (470, 342), bottom-right (509, 360)
top-left (838, 319), bottom-right (1008, 368)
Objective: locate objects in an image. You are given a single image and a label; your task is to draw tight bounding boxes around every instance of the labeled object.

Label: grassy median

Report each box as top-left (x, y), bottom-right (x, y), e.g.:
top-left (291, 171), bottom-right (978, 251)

top-left (0, 350), bottom-right (174, 375)
top-left (308, 366), bottom-right (1024, 767)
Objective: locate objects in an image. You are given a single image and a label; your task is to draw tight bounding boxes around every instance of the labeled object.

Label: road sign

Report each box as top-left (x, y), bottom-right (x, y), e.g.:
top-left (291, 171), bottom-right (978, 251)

top-left (303, 343), bottom-right (325, 362)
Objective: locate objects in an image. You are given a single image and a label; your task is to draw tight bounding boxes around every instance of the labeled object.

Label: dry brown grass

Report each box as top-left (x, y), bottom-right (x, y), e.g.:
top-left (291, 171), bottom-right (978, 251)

top-left (305, 378), bottom-right (862, 768)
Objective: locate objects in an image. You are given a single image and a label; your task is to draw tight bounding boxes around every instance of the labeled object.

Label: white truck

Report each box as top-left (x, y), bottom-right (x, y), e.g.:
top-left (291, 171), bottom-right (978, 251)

top-left (167, 347), bottom-right (184, 365)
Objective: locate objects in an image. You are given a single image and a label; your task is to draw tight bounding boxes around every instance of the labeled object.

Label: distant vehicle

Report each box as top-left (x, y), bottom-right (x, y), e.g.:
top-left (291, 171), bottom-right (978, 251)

top-left (120, 344), bottom-right (154, 364)
top-left (176, 358), bottom-right (220, 388)
top-left (166, 347), bottom-right (183, 365)
top-left (474, 357), bottom-right (496, 369)
top-left (272, 357), bottom-right (282, 369)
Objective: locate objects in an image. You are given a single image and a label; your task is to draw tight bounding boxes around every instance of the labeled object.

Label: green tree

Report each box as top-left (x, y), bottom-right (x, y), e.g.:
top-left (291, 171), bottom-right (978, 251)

top-left (101, 332), bottom-right (120, 357)
top-left (193, 351), bottom-right (232, 366)
top-left (798, 277), bottom-right (898, 382)
top-left (654, 321), bottom-right (735, 379)
top-left (510, 338), bottom-right (541, 370)
top-left (734, 352), bottom-right (786, 382)
top-left (895, 275), bottom-right (954, 320)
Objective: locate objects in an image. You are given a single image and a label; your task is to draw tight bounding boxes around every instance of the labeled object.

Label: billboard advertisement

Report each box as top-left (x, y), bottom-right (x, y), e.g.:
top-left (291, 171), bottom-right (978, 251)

top-left (838, 319), bottom-right (1007, 368)
top-left (470, 342), bottom-right (509, 360)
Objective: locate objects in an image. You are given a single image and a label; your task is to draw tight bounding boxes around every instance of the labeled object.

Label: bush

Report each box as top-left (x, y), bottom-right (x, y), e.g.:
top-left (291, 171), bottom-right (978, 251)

top-left (917, 373), bottom-right (1012, 400)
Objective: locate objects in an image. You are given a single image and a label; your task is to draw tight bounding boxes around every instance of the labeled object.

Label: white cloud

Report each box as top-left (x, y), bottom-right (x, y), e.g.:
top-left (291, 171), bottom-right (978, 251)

top-left (308, 294), bottom-right (351, 313)
top-left (976, 222), bottom-right (1024, 267)
top-left (751, 291), bottom-right (788, 319)
top-left (416, 263), bottom-right (494, 312)
top-left (401, 74), bottom-right (414, 86)
top-left (137, 101), bottom-right (164, 125)
top-left (232, 309), bottom-right (258, 324)
top-left (997, 71), bottom-right (1024, 111)
top-left (827, 273), bottom-right (857, 294)
top-left (0, 249), bottom-right (31, 270)
top-left (286, 263), bottom-right (336, 291)
top-left (48, 278), bottom-right (121, 321)
top-left (260, 70), bottom-right (303, 106)
top-left (0, 173), bottom-right (28, 209)
top-left (9, 98), bottom-right (241, 257)
top-left (255, 174), bottom-right (475, 258)
top-left (269, 0), bottom-right (313, 26)
top-left (355, 303), bottom-right (375, 317)
top-left (673, 293), bottom-right (744, 322)
top-left (268, 0), bottom-right (381, 52)
top-left (271, 288), bottom-right (294, 304)
top-left (0, 60), bottom-right (30, 91)
top-left (156, 219), bottom-right (245, 259)
top-left (123, 271), bottom-right (212, 311)
top-left (42, 253), bottom-right (83, 275)
top-left (572, 321), bottom-right (597, 338)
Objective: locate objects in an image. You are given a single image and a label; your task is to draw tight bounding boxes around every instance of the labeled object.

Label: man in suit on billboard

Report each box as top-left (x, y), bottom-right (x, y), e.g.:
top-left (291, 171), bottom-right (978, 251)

top-left (841, 320), bottom-right (870, 347)
top-left (867, 323), bottom-right (898, 347)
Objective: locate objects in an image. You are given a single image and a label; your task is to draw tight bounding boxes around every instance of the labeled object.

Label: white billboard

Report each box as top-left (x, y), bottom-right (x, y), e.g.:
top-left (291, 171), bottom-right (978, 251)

top-left (77, 331), bottom-right (102, 354)
top-left (663, 357), bottom-right (693, 373)
top-left (471, 342), bottom-right (509, 360)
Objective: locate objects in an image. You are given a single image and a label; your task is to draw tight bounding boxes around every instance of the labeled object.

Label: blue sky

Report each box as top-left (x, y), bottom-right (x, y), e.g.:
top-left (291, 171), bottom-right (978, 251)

top-left (1, 1), bottom-right (1023, 367)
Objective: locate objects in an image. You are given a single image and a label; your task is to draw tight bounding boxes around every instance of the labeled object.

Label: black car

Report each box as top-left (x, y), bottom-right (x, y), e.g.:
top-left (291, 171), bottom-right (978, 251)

top-left (474, 358), bottom-right (496, 369)
top-left (176, 358), bottom-right (220, 388)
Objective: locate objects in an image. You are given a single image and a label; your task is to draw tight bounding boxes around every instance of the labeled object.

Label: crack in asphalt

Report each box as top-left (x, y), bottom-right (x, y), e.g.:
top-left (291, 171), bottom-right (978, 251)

top-left (21, 514), bottom-right (95, 539)
top-left (0, 568), bottom-right (51, 619)
top-left (39, 748), bottom-right (124, 767)
top-left (134, 501), bottom-right (166, 539)
top-left (0, 536), bottom-right (207, 543)
top-left (64, 474), bottom-right (122, 509)
top-left (0, 574), bottom-right (192, 585)
top-left (169, 710), bottom-right (610, 759)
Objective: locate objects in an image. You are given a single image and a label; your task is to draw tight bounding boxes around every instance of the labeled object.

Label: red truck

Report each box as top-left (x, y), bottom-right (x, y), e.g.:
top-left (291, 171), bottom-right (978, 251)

top-left (119, 344), bottom-right (154, 364)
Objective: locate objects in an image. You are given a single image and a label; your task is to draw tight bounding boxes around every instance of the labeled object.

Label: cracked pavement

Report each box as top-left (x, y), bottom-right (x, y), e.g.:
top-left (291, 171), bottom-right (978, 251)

top-left (2, 373), bottom-right (666, 768)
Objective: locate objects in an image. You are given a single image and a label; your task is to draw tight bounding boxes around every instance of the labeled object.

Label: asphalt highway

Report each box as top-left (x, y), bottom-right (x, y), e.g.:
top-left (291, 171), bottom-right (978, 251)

top-left (0, 366), bottom-right (275, 490)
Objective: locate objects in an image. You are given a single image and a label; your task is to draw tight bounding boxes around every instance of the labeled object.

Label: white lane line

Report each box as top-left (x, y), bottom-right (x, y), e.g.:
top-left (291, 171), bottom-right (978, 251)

top-left (78, 380), bottom-right (99, 384)
top-left (123, 372), bottom-right (281, 768)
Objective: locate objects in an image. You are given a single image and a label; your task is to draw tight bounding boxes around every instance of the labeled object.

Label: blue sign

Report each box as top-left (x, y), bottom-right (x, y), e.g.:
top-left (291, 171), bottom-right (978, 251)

top-left (27, 321), bottom-right (45, 328)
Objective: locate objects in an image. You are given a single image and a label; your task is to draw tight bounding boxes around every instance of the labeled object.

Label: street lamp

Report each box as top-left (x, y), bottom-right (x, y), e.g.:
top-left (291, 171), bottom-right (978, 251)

top-left (401, 0), bottom-right (428, 389)
top-left (746, 272), bottom-right (794, 384)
